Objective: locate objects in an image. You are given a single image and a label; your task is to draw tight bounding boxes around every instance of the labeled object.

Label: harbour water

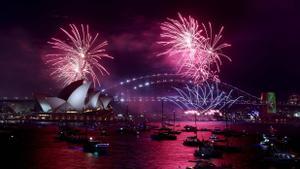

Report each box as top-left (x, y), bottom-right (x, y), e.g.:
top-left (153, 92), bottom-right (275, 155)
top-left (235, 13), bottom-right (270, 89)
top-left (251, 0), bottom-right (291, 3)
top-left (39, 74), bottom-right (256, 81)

top-left (1, 122), bottom-right (300, 169)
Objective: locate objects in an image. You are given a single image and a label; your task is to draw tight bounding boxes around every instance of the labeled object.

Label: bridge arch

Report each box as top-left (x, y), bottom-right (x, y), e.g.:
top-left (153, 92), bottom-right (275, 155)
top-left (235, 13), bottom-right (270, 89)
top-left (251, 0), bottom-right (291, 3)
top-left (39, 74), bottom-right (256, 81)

top-left (100, 73), bottom-right (260, 105)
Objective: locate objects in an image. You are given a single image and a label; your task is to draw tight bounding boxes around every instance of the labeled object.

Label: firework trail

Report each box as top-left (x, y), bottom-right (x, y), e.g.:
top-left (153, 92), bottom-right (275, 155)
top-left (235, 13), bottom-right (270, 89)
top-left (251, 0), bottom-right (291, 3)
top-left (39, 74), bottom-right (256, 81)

top-left (159, 13), bottom-right (231, 83)
top-left (165, 81), bottom-right (241, 115)
top-left (44, 24), bottom-right (113, 87)
top-left (201, 22), bottom-right (231, 72)
top-left (158, 13), bottom-right (203, 71)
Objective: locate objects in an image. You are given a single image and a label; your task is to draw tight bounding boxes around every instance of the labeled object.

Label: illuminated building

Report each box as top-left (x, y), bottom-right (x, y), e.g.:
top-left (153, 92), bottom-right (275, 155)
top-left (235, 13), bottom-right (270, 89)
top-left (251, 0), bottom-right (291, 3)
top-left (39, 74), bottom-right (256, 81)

top-left (288, 94), bottom-right (300, 105)
top-left (261, 92), bottom-right (276, 114)
top-left (35, 80), bottom-right (112, 113)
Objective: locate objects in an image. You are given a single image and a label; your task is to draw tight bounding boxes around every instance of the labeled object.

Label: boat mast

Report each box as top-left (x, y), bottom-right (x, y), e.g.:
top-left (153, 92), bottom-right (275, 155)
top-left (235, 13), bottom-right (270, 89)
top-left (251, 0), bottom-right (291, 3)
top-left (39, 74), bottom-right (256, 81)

top-left (194, 111), bottom-right (197, 139)
top-left (173, 110), bottom-right (176, 130)
top-left (161, 100), bottom-right (164, 127)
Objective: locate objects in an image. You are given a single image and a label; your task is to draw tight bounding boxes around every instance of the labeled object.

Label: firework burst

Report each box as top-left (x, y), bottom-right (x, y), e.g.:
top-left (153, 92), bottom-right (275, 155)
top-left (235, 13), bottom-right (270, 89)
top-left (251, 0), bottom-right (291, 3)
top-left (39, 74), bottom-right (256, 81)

top-left (159, 13), bottom-right (231, 83)
top-left (201, 22), bottom-right (231, 72)
top-left (166, 82), bottom-right (241, 114)
top-left (44, 24), bottom-right (113, 87)
top-left (158, 13), bottom-right (204, 70)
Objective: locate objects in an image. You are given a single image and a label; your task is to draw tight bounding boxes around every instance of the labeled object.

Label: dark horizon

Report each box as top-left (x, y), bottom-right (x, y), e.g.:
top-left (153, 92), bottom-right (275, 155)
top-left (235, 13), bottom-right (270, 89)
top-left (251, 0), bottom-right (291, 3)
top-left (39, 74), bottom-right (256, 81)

top-left (0, 0), bottom-right (299, 98)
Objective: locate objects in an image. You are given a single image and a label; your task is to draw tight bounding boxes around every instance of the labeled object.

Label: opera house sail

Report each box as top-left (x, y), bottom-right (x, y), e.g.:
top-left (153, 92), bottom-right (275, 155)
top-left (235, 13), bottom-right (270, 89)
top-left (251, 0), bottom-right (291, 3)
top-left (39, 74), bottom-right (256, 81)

top-left (35, 80), bottom-right (112, 113)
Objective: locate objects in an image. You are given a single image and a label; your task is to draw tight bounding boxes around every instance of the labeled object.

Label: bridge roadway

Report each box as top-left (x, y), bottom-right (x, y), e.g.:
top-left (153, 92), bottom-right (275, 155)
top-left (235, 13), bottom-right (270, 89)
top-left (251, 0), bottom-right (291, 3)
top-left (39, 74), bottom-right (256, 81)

top-left (0, 112), bottom-right (116, 123)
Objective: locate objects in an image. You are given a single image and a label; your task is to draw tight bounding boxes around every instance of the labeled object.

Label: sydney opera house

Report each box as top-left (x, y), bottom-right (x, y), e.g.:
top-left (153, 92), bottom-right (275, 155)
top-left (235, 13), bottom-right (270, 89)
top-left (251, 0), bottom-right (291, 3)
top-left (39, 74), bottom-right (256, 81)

top-left (35, 80), bottom-right (112, 114)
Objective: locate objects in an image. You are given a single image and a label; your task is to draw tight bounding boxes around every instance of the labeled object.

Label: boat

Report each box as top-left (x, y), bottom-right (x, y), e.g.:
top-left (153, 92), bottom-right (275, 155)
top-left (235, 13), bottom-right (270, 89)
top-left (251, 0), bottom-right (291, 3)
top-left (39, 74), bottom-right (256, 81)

top-left (117, 126), bottom-right (140, 135)
top-left (194, 142), bottom-right (223, 159)
top-left (100, 129), bottom-right (109, 136)
top-left (136, 123), bottom-right (152, 132)
top-left (263, 152), bottom-right (300, 165)
top-left (212, 128), bottom-right (246, 137)
top-left (211, 128), bottom-right (223, 135)
top-left (257, 134), bottom-right (279, 152)
top-left (209, 134), bottom-right (226, 142)
top-left (0, 130), bottom-right (17, 144)
top-left (151, 132), bottom-right (177, 141)
top-left (186, 160), bottom-right (216, 169)
top-left (169, 111), bottom-right (182, 134)
top-left (83, 138), bottom-right (109, 153)
top-left (57, 127), bottom-right (79, 139)
top-left (57, 127), bottom-right (88, 144)
top-left (183, 136), bottom-right (202, 147)
top-left (183, 125), bottom-right (198, 132)
top-left (154, 127), bottom-right (181, 134)
top-left (155, 105), bottom-right (181, 136)
top-left (280, 136), bottom-right (289, 145)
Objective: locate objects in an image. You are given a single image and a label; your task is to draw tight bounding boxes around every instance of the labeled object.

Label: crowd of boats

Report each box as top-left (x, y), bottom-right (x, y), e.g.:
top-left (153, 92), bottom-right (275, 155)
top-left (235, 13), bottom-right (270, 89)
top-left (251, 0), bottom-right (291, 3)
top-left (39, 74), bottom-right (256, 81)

top-left (54, 121), bottom-right (300, 169)
top-left (149, 124), bottom-right (243, 169)
top-left (56, 121), bottom-right (154, 154)
top-left (57, 126), bottom-right (110, 154)
top-left (1, 120), bottom-right (300, 169)
top-left (184, 125), bottom-right (300, 169)
top-left (255, 126), bottom-right (300, 168)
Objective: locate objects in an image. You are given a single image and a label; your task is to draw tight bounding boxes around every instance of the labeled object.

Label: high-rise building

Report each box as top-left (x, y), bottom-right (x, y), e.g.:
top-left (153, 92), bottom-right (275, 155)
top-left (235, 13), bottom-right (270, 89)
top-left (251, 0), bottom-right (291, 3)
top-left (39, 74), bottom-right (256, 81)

top-left (261, 92), bottom-right (276, 114)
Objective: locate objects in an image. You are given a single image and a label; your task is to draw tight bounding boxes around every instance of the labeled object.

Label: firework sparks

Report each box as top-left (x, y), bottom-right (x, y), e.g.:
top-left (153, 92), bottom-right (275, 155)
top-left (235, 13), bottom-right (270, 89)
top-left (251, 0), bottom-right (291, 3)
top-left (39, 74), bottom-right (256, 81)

top-left (166, 82), bottom-right (241, 115)
top-left (201, 22), bottom-right (231, 72)
top-left (158, 13), bottom-right (203, 72)
top-left (44, 24), bottom-right (113, 87)
top-left (159, 13), bottom-right (231, 83)
top-left (159, 13), bottom-right (203, 56)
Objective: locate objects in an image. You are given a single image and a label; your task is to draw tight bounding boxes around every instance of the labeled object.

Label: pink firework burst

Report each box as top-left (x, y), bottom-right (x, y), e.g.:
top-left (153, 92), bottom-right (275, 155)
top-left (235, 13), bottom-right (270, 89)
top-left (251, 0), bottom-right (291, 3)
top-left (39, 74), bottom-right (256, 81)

top-left (201, 22), bottom-right (231, 72)
top-left (159, 13), bottom-right (231, 83)
top-left (158, 13), bottom-right (204, 70)
top-left (44, 24), bottom-right (113, 87)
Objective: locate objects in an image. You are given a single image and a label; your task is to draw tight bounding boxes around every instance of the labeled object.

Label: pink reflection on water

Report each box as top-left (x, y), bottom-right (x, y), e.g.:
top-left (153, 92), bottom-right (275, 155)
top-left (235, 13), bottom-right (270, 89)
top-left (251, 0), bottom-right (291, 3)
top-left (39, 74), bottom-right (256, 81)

top-left (14, 122), bottom-right (254, 169)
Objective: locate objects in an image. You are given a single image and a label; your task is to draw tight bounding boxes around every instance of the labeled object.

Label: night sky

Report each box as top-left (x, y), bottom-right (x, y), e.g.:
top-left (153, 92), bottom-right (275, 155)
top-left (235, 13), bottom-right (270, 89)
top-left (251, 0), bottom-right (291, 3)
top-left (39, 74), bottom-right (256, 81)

top-left (0, 0), bottom-right (299, 98)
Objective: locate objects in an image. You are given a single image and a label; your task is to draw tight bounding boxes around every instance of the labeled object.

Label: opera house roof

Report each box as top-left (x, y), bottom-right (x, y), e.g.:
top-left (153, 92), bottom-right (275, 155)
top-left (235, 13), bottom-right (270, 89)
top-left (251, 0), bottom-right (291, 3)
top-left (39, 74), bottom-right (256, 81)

top-left (35, 80), bottom-right (112, 113)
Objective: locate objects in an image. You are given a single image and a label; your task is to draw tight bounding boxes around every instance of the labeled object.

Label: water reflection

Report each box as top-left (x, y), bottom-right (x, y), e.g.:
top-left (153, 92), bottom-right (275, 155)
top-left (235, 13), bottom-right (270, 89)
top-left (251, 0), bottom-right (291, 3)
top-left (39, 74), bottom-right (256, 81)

top-left (0, 122), bottom-right (299, 169)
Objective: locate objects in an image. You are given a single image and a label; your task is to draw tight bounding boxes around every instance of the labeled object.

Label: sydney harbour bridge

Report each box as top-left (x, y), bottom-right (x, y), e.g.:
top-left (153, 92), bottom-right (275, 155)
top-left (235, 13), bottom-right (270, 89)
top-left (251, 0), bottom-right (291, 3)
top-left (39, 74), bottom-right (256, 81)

top-left (96, 73), bottom-right (264, 120)
top-left (0, 73), bottom-right (293, 122)
top-left (101, 73), bottom-right (261, 105)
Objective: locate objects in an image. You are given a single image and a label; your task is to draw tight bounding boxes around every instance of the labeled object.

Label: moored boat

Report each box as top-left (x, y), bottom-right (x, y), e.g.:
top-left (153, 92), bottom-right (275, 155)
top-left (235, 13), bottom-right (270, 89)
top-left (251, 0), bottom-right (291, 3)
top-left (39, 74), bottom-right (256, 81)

top-left (151, 132), bottom-right (177, 140)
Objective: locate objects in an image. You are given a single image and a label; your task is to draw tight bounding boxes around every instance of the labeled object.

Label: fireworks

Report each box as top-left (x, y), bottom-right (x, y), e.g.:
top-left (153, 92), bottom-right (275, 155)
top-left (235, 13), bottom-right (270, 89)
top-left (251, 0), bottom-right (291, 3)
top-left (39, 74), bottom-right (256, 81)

top-left (159, 13), bottom-right (203, 60)
top-left (166, 82), bottom-right (241, 115)
top-left (159, 13), bottom-right (231, 83)
top-left (201, 22), bottom-right (231, 72)
top-left (44, 24), bottom-right (113, 87)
